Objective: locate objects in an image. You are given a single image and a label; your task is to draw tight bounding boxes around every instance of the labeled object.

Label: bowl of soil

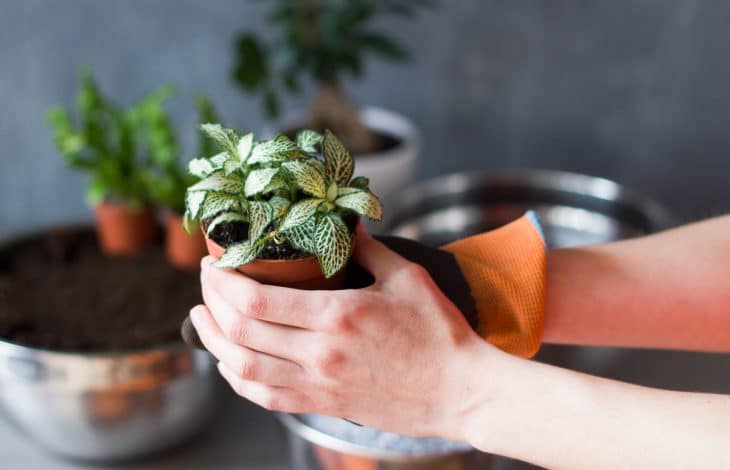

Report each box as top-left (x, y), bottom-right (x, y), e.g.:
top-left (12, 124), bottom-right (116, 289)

top-left (270, 106), bottom-right (421, 215)
top-left (0, 226), bottom-right (221, 461)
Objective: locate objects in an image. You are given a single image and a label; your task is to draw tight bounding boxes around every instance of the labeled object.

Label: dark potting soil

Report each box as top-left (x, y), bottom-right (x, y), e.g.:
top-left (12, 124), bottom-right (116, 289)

top-left (0, 229), bottom-right (201, 352)
top-left (205, 214), bottom-right (359, 261)
top-left (284, 128), bottom-right (401, 155)
top-left (205, 219), bottom-right (309, 261)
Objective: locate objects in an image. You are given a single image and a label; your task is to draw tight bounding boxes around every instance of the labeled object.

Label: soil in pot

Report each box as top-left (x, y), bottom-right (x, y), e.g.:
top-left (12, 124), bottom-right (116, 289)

top-left (165, 212), bottom-right (207, 271)
top-left (283, 128), bottom-right (401, 156)
top-left (95, 202), bottom-right (159, 255)
top-left (0, 229), bottom-right (201, 351)
top-left (203, 216), bottom-right (358, 290)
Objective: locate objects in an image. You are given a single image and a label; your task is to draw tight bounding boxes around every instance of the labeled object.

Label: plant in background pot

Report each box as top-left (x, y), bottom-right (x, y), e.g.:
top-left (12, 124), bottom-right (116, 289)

top-left (184, 124), bottom-right (382, 288)
top-left (47, 68), bottom-right (167, 255)
top-left (144, 94), bottom-right (222, 270)
top-left (231, 0), bottom-right (430, 207)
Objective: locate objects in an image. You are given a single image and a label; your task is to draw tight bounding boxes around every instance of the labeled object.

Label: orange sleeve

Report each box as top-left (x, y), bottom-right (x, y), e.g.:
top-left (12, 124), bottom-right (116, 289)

top-left (441, 213), bottom-right (547, 358)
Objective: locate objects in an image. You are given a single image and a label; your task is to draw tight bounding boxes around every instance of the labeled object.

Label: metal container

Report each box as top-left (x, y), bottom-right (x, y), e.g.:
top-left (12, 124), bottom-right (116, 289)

top-left (278, 413), bottom-right (490, 470)
top-left (0, 229), bottom-right (221, 461)
top-left (388, 170), bottom-right (673, 247)
top-left (278, 170), bottom-right (674, 470)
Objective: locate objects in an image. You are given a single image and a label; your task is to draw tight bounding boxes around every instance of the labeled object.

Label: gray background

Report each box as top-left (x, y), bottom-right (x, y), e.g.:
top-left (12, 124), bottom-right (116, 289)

top-left (0, 0), bottom-right (728, 239)
top-left (1, 1), bottom-right (729, 469)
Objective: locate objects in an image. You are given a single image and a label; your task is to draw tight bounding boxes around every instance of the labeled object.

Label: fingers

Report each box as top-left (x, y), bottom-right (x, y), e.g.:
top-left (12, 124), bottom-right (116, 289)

top-left (197, 285), bottom-right (315, 363)
top-left (217, 362), bottom-right (315, 414)
top-left (190, 305), bottom-right (305, 388)
top-left (201, 257), bottom-right (330, 330)
top-left (353, 225), bottom-right (411, 280)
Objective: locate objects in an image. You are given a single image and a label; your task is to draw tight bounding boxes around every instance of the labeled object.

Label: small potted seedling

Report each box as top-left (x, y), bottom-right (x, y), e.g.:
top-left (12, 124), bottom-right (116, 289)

top-left (184, 124), bottom-right (382, 287)
top-left (145, 94), bottom-right (221, 270)
top-left (47, 68), bottom-right (167, 255)
top-left (231, 0), bottom-right (429, 205)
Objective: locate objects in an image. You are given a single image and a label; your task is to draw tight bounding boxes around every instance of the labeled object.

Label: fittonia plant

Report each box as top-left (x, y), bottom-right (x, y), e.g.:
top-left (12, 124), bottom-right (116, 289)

top-left (184, 125), bottom-right (382, 278)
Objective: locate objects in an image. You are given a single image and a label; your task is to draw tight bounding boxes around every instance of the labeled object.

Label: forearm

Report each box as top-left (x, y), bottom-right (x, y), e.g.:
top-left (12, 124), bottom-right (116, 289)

top-left (462, 343), bottom-right (730, 468)
top-left (543, 215), bottom-right (730, 351)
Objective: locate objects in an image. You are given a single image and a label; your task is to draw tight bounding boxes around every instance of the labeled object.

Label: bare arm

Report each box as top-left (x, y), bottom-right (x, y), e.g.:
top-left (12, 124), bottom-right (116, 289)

top-left (543, 215), bottom-right (730, 351)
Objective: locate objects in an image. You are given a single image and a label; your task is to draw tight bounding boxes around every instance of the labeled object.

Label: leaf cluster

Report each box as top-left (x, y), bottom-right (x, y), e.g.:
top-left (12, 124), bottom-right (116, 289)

top-left (232, 0), bottom-right (432, 117)
top-left (47, 68), bottom-right (218, 213)
top-left (184, 126), bottom-right (382, 278)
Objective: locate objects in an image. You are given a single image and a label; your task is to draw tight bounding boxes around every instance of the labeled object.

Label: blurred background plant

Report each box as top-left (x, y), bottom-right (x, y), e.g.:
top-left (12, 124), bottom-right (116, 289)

top-left (232, 0), bottom-right (432, 154)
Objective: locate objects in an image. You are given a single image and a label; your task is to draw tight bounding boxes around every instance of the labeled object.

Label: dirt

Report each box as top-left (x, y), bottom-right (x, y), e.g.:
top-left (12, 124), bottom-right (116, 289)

top-left (0, 229), bottom-right (201, 352)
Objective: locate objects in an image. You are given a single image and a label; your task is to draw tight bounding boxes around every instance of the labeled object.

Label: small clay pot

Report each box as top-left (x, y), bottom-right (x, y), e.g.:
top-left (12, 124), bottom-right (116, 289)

top-left (165, 213), bottom-right (207, 271)
top-left (94, 202), bottom-right (158, 256)
top-left (204, 235), bottom-right (347, 290)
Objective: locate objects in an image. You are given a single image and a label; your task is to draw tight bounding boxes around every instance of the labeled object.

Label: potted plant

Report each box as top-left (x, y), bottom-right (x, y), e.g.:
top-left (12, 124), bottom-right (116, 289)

top-left (231, 0), bottom-right (428, 207)
top-left (184, 124), bottom-right (382, 287)
top-left (144, 94), bottom-right (221, 270)
top-left (46, 68), bottom-right (165, 255)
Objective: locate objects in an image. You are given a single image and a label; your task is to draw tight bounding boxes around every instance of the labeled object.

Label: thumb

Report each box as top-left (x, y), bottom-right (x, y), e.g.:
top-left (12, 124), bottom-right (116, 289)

top-left (352, 223), bottom-right (409, 279)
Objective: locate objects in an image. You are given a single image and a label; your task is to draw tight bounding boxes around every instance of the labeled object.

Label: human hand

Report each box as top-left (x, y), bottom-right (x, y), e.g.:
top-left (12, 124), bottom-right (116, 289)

top-left (190, 226), bottom-right (498, 441)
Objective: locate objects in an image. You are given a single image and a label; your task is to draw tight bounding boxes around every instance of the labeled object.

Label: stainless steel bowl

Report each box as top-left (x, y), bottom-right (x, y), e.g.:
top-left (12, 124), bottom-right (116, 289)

top-left (388, 169), bottom-right (674, 247)
top-left (0, 228), bottom-right (221, 461)
top-left (278, 413), bottom-right (490, 470)
top-left (0, 341), bottom-right (219, 461)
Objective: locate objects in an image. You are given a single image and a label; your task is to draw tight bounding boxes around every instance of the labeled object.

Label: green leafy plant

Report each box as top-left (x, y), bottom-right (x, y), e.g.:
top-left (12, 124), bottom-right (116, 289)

top-left (145, 94), bottom-right (221, 213)
top-left (184, 125), bottom-right (382, 278)
top-left (232, 0), bottom-right (431, 154)
top-left (47, 68), bottom-right (174, 209)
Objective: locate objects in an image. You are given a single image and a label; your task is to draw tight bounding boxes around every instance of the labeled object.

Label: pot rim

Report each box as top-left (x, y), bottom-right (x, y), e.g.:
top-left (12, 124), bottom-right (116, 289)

top-left (203, 231), bottom-right (320, 265)
top-left (276, 413), bottom-right (474, 462)
top-left (0, 223), bottom-right (189, 358)
top-left (269, 105), bottom-right (422, 161)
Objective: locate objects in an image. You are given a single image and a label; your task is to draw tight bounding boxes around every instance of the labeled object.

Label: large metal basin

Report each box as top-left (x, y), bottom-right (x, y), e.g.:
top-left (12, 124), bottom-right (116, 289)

top-left (0, 228), bottom-right (221, 461)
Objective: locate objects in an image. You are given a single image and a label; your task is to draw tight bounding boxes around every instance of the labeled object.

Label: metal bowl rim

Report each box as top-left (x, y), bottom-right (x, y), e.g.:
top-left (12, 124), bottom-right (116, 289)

top-left (277, 413), bottom-right (474, 462)
top-left (392, 169), bottom-right (675, 231)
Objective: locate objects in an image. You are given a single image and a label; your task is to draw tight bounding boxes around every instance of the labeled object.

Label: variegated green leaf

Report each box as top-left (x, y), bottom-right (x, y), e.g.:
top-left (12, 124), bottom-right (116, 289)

top-left (185, 190), bottom-right (207, 219)
top-left (249, 135), bottom-right (303, 164)
top-left (199, 192), bottom-right (243, 221)
top-left (279, 198), bottom-right (322, 232)
top-left (248, 200), bottom-right (273, 242)
top-left (349, 176), bottom-right (370, 190)
top-left (323, 129), bottom-right (354, 185)
top-left (296, 130), bottom-right (322, 153)
top-left (282, 160), bottom-right (327, 198)
top-left (210, 152), bottom-right (229, 167)
top-left (263, 175), bottom-right (287, 193)
top-left (224, 157), bottom-right (242, 175)
top-left (188, 157), bottom-right (216, 178)
top-left (237, 132), bottom-right (254, 161)
top-left (283, 218), bottom-right (316, 254)
top-left (269, 196), bottom-right (291, 219)
top-left (315, 213), bottom-right (352, 278)
top-left (335, 190), bottom-right (383, 221)
top-left (200, 123), bottom-right (238, 158)
top-left (245, 167), bottom-right (280, 197)
top-left (206, 211), bottom-right (247, 236)
top-left (337, 186), bottom-right (362, 197)
top-left (213, 240), bottom-right (262, 268)
top-left (188, 172), bottom-right (244, 194)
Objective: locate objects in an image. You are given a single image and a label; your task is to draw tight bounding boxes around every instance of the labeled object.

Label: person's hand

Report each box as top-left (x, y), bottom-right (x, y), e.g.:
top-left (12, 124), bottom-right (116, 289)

top-left (190, 226), bottom-right (498, 440)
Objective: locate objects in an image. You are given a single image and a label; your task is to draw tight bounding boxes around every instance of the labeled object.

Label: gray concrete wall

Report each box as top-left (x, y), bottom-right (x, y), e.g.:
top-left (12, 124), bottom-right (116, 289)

top-left (1, 0), bottom-right (728, 237)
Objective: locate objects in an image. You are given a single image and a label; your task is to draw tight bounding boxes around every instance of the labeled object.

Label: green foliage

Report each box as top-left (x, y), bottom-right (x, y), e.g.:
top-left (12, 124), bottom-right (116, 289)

top-left (231, 0), bottom-right (432, 118)
top-left (47, 68), bottom-right (221, 213)
top-left (185, 126), bottom-right (382, 278)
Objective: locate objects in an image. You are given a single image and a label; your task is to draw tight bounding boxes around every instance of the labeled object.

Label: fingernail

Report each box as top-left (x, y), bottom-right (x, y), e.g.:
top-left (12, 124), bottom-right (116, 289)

top-left (189, 306), bottom-right (203, 326)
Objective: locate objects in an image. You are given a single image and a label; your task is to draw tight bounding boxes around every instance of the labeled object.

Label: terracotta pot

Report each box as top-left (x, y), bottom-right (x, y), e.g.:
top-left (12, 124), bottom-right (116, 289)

top-left (204, 233), bottom-right (349, 290)
top-left (165, 213), bottom-right (207, 271)
top-left (94, 202), bottom-right (158, 255)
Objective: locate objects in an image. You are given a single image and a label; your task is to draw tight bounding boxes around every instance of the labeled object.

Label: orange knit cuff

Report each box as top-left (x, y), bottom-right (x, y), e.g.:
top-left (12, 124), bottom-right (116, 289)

top-left (442, 213), bottom-right (547, 358)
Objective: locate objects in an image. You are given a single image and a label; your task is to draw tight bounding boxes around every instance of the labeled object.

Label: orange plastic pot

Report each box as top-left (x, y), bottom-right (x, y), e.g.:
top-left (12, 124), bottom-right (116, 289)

top-left (165, 213), bottom-right (207, 271)
top-left (94, 202), bottom-right (158, 256)
top-left (204, 232), bottom-right (350, 290)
